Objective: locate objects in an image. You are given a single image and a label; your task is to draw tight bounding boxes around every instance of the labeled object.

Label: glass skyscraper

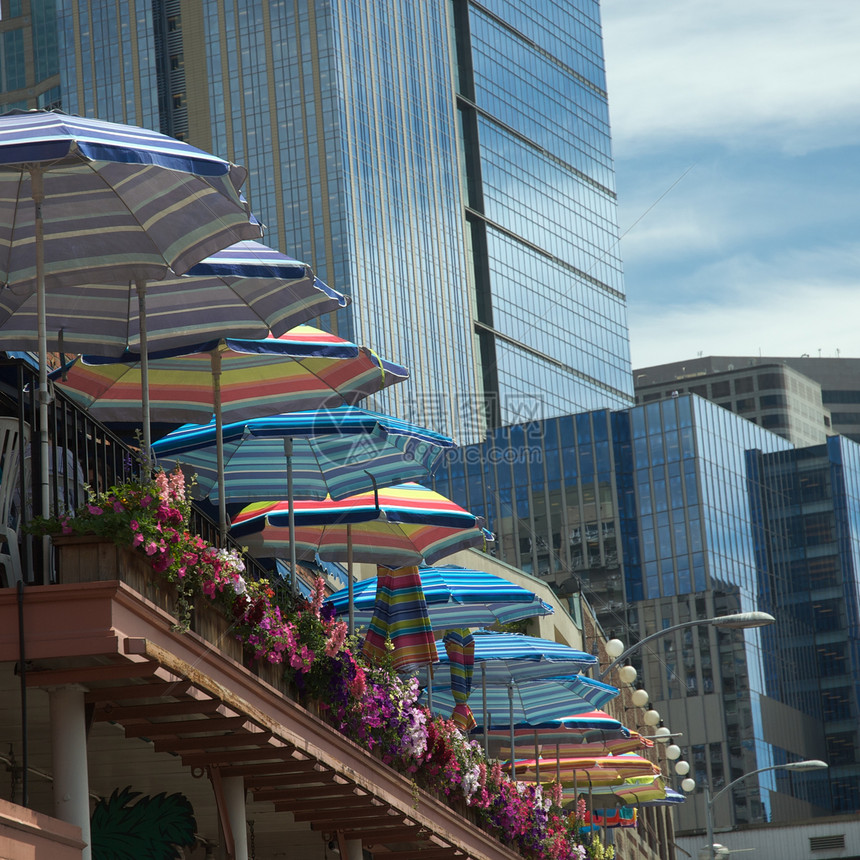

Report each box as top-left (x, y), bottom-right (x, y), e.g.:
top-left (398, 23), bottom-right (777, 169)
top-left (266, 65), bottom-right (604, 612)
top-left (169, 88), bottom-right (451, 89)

top-left (1, 0), bottom-right (634, 441)
top-left (435, 394), bottom-right (857, 832)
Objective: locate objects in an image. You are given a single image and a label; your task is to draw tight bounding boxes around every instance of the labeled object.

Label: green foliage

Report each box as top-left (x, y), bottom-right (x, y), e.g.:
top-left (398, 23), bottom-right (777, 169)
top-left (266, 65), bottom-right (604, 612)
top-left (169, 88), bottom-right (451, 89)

top-left (90, 787), bottom-right (197, 860)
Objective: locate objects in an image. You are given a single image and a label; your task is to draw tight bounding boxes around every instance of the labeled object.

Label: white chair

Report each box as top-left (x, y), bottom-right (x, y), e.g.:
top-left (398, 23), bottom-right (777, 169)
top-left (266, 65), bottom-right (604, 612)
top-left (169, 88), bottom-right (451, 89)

top-left (0, 416), bottom-right (29, 588)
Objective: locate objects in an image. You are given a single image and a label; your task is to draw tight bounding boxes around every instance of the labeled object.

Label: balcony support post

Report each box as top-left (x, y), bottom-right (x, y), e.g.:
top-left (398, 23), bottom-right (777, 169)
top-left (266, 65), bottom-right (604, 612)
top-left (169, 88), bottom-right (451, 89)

top-left (48, 684), bottom-right (92, 860)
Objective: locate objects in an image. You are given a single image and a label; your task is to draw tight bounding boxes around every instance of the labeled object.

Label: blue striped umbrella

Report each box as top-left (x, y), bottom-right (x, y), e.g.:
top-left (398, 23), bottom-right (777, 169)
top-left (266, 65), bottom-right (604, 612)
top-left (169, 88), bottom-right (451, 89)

top-left (0, 109), bottom-right (261, 497)
top-left (16, 242), bottom-right (346, 358)
top-left (420, 673), bottom-right (618, 727)
top-left (425, 630), bottom-right (599, 686)
top-left (325, 565), bottom-right (553, 630)
top-left (152, 407), bottom-right (454, 505)
top-left (152, 407), bottom-right (456, 591)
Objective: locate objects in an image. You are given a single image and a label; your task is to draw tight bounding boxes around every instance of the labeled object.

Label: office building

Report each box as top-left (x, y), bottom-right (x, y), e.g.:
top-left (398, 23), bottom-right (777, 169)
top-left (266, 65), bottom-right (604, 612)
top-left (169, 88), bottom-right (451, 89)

top-left (1, 0), bottom-right (635, 441)
top-left (635, 355), bottom-right (860, 444)
top-left (435, 394), bottom-right (859, 838)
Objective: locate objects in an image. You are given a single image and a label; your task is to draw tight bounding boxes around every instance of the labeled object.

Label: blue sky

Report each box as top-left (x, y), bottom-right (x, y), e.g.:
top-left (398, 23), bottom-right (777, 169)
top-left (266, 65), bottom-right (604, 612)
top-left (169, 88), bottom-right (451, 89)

top-left (600, 0), bottom-right (860, 369)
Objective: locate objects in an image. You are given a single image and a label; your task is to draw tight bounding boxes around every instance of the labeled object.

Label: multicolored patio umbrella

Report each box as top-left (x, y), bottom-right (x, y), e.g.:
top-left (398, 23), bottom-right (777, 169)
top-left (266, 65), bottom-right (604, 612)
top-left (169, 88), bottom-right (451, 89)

top-left (0, 109), bottom-right (259, 542)
top-left (426, 630), bottom-right (599, 686)
top-left (55, 326), bottom-right (406, 534)
top-left (232, 484), bottom-right (489, 569)
top-left (510, 752), bottom-right (662, 786)
top-left (361, 565), bottom-right (439, 673)
top-left (441, 629), bottom-right (477, 731)
top-left (324, 564), bottom-right (553, 631)
top-left (562, 774), bottom-right (669, 806)
top-left (152, 407), bottom-right (456, 590)
top-left (422, 673), bottom-right (618, 729)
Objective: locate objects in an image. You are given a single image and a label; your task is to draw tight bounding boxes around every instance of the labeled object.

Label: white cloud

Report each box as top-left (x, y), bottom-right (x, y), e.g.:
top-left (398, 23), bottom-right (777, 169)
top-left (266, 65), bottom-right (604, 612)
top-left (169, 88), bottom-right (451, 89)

top-left (628, 266), bottom-right (860, 368)
top-left (602, 0), bottom-right (860, 155)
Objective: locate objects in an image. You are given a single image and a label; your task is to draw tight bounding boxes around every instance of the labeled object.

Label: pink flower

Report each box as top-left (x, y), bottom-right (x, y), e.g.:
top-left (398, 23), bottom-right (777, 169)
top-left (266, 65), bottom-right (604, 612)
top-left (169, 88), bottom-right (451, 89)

top-left (132, 533), bottom-right (144, 547)
top-left (144, 541), bottom-right (158, 556)
top-left (130, 519), bottom-right (139, 532)
top-left (87, 504), bottom-right (103, 515)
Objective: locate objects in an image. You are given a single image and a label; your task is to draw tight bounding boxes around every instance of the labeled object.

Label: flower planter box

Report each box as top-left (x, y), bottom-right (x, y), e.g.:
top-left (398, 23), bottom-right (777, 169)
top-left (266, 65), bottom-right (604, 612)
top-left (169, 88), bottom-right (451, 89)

top-left (51, 535), bottom-right (244, 664)
top-left (52, 534), bottom-right (176, 614)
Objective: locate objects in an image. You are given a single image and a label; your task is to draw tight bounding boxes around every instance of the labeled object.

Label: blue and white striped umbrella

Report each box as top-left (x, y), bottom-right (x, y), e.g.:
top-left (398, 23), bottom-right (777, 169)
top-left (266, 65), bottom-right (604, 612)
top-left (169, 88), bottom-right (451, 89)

top-left (152, 407), bottom-right (455, 507)
top-left (10, 242), bottom-right (346, 358)
top-left (424, 630), bottom-right (599, 685)
top-left (421, 673), bottom-right (618, 727)
top-left (0, 108), bottom-right (261, 522)
top-left (0, 110), bottom-right (258, 294)
top-left (153, 406), bottom-right (456, 592)
top-left (325, 565), bottom-right (553, 630)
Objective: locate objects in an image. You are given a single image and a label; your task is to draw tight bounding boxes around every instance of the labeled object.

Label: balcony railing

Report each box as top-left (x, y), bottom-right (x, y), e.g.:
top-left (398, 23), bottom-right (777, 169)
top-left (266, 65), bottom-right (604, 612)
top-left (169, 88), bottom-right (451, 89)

top-left (0, 356), bottom-right (267, 586)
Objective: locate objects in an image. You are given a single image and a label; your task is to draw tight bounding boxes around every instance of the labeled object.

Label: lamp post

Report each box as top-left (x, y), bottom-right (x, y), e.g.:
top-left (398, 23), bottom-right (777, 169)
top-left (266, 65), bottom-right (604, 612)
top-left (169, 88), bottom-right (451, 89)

top-left (598, 612), bottom-right (775, 681)
top-left (703, 760), bottom-right (828, 860)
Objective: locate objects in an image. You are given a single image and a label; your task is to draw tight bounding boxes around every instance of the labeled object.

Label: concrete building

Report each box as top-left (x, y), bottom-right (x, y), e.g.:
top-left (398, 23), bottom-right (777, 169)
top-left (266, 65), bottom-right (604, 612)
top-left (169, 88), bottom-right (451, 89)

top-left (634, 356), bottom-right (860, 445)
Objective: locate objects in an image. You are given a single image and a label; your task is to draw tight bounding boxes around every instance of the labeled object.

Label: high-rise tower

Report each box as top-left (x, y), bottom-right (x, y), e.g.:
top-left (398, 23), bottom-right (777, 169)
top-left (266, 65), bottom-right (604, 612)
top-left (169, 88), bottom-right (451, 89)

top-left (1, 0), bottom-right (634, 441)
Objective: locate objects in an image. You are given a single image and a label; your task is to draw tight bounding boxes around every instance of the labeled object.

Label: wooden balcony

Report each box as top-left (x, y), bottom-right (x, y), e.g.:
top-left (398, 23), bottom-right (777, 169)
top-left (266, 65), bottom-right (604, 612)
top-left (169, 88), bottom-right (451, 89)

top-left (0, 536), bottom-right (522, 860)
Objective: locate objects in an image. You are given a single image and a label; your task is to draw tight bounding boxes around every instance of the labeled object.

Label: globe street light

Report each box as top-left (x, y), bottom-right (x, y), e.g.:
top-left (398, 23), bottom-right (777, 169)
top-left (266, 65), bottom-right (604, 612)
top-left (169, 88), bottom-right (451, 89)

top-left (598, 612), bottom-right (775, 681)
top-left (704, 760), bottom-right (828, 860)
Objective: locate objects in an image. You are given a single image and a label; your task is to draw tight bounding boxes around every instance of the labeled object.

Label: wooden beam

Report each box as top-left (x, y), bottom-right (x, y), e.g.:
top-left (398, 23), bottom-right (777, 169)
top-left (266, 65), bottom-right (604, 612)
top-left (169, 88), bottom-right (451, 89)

top-left (26, 660), bottom-right (163, 687)
top-left (180, 745), bottom-right (296, 769)
top-left (84, 680), bottom-right (193, 703)
top-left (154, 731), bottom-right (272, 753)
top-left (380, 849), bottom-right (461, 860)
top-left (93, 698), bottom-right (224, 720)
top-left (340, 825), bottom-right (424, 843)
top-left (122, 716), bottom-right (251, 738)
top-left (268, 795), bottom-right (373, 814)
top-left (246, 774), bottom-right (353, 791)
top-left (302, 808), bottom-right (400, 827)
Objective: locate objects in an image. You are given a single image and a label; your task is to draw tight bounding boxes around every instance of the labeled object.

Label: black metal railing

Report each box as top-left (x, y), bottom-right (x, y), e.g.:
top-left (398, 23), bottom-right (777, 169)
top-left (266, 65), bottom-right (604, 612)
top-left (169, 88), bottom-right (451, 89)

top-left (0, 357), bottom-right (268, 585)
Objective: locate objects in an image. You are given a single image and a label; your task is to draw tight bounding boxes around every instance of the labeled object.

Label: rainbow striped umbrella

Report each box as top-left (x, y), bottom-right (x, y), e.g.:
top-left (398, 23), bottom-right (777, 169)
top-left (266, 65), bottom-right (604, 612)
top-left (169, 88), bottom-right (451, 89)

top-left (361, 565), bottom-right (439, 673)
top-left (54, 325), bottom-right (402, 425)
top-left (232, 484), bottom-right (490, 569)
top-left (510, 752), bottom-right (662, 786)
top-left (562, 774), bottom-right (669, 806)
top-left (58, 326), bottom-right (406, 534)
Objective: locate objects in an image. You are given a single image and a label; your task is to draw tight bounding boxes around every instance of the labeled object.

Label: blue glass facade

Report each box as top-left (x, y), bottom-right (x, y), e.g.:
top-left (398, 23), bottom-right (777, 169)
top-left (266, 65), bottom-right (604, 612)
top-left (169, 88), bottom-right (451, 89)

top-left (436, 394), bottom-right (853, 828)
top-left (4, 0), bottom-right (634, 441)
top-left (457, 0), bottom-right (633, 426)
top-left (747, 436), bottom-right (860, 815)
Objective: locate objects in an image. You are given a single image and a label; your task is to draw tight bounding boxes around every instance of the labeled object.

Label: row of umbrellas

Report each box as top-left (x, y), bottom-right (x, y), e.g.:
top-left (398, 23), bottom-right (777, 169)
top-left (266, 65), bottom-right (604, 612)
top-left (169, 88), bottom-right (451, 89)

top-left (0, 110), bottom-right (679, 812)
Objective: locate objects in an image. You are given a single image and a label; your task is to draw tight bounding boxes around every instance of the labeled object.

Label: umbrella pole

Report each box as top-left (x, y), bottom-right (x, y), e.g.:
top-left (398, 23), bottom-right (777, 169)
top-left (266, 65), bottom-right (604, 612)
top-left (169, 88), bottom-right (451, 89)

top-left (481, 662), bottom-right (488, 756)
top-left (347, 523), bottom-right (354, 635)
top-left (32, 167), bottom-right (51, 581)
top-left (509, 682), bottom-right (516, 782)
top-left (427, 663), bottom-right (433, 713)
top-left (534, 730), bottom-right (540, 786)
top-left (284, 437), bottom-right (297, 595)
top-left (556, 742), bottom-right (561, 784)
top-left (211, 350), bottom-right (227, 541)
top-left (136, 279), bottom-right (152, 469)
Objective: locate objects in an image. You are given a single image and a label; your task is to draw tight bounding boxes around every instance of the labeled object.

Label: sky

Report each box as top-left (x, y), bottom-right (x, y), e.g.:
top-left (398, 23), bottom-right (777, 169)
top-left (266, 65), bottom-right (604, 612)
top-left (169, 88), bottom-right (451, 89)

top-left (600, 0), bottom-right (860, 370)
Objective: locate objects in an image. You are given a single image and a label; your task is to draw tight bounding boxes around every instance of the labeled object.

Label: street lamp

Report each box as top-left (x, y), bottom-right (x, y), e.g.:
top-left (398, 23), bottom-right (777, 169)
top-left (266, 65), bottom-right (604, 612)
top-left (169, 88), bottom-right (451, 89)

top-left (599, 612), bottom-right (775, 681)
top-left (704, 760), bottom-right (828, 860)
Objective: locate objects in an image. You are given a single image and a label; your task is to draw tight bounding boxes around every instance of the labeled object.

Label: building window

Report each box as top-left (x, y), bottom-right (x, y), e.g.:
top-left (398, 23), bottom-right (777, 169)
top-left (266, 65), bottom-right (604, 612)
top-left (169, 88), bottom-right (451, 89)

top-left (711, 381), bottom-right (731, 398)
top-left (757, 373), bottom-right (786, 390)
top-left (733, 376), bottom-right (754, 394)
